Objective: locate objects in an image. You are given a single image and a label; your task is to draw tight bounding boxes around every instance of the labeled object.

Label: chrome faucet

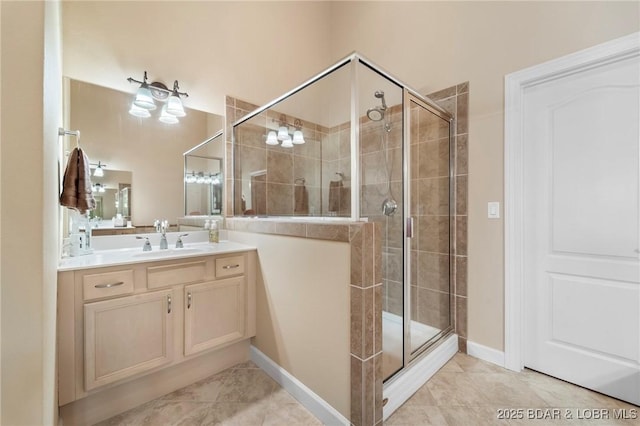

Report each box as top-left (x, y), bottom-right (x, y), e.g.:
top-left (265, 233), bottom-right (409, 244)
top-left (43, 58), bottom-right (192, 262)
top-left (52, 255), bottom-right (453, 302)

top-left (175, 234), bottom-right (189, 249)
top-left (136, 236), bottom-right (152, 251)
top-left (155, 219), bottom-right (169, 250)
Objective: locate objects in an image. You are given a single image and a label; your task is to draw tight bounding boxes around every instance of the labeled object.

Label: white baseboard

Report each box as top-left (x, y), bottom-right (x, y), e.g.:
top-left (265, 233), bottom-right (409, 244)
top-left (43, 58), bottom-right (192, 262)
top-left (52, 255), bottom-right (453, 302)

top-left (383, 334), bottom-right (458, 421)
top-left (467, 340), bottom-right (505, 368)
top-left (250, 346), bottom-right (349, 426)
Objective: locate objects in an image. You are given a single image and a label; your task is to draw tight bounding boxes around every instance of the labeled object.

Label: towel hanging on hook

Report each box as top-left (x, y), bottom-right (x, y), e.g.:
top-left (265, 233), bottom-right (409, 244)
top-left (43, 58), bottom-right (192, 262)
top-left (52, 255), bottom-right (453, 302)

top-left (59, 127), bottom-right (95, 214)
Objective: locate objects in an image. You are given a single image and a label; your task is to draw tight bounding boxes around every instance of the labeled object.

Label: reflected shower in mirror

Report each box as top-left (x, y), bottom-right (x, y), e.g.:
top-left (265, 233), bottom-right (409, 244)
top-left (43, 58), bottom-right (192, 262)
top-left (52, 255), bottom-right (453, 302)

top-left (184, 131), bottom-right (224, 216)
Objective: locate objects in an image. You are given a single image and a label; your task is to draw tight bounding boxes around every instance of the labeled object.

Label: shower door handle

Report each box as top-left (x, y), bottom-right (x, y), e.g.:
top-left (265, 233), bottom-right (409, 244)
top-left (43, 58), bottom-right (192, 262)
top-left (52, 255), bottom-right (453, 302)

top-left (406, 217), bottom-right (415, 238)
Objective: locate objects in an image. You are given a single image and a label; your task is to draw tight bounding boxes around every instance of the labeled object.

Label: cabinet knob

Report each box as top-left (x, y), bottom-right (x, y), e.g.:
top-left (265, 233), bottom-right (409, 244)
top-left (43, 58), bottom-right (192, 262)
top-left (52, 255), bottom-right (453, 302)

top-left (167, 295), bottom-right (172, 314)
top-left (187, 292), bottom-right (192, 309)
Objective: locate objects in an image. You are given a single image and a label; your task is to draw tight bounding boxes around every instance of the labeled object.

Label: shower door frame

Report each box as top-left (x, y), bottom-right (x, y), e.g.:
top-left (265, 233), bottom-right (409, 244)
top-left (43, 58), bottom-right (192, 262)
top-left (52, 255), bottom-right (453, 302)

top-left (400, 89), bottom-right (456, 372)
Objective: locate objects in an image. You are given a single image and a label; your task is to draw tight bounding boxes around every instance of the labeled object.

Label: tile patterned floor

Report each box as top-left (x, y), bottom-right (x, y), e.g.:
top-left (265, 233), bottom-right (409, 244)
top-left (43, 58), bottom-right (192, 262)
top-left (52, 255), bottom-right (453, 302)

top-left (386, 353), bottom-right (639, 425)
top-left (95, 361), bottom-right (321, 426)
top-left (97, 353), bottom-right (638, 425)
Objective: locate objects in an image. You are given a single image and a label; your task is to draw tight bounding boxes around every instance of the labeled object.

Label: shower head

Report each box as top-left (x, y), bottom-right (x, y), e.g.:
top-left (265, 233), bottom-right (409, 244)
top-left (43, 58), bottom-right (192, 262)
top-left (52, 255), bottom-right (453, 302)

top-left (366, 107), bottom-right (385, 121)
top-left (374, 90), bottom-right (387, 109)
top-left (367, 90), bottom-right (388, 122)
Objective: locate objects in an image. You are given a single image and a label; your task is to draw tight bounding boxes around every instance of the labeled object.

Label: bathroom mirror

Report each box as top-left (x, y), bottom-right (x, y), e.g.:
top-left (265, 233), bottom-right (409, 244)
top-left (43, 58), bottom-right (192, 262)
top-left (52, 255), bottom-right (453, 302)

top-left (184, 131), bottom-right (224, 216)
top-left (63, 78), bottom-right (224, 233)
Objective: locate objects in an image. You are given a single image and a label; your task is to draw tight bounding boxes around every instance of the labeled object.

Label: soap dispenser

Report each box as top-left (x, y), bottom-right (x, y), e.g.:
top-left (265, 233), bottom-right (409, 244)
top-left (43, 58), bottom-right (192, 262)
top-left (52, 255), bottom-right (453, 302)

top-left (209, 220), bottom-right (219, 243)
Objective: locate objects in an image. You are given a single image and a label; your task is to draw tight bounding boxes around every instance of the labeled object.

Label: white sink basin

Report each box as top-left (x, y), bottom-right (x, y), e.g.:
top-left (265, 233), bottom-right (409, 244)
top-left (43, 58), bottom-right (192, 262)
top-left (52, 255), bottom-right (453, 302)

top-left (132, 247), bottom-right (204, 258)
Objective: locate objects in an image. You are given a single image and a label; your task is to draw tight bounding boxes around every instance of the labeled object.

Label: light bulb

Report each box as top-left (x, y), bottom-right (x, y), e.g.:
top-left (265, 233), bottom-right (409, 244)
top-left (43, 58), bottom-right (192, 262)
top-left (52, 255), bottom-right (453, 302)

top-left (185, 172), bottom-right (197, 183)
top-left (292, 130), bottom-right (305, 144)
top-left (93, 164), bottom-right (104, 177)
top-left (277, 126), bottom-right (289, 141)
top-left (166, 93), bottom-right (186, 117)
top-left (281, 136), bottom-right (294, 148)
top-left (159, 104), bottom-right (179, 124)
top-left (133, 85), bottom-right (156, 110)
top-left (266, 131), bottom-right (278, 145)
top-left (129, 103), bottom-right (151, 118)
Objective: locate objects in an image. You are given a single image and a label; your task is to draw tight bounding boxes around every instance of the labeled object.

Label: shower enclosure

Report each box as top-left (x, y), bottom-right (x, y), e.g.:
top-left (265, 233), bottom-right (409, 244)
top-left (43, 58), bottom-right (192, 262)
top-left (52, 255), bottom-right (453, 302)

top-left (232, 54), bottom-right (454, 383)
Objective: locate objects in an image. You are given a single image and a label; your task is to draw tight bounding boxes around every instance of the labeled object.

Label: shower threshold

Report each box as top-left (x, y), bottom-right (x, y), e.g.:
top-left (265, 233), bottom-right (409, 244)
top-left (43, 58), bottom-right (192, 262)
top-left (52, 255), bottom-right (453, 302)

top-left (382, 333), bottom-right (458, 420)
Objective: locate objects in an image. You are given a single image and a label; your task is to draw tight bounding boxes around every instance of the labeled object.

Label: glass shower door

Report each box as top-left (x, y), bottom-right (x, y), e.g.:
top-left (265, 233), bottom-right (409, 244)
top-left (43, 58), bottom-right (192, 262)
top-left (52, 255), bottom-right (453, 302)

top-left (405, 92), bottom-right (453, 359)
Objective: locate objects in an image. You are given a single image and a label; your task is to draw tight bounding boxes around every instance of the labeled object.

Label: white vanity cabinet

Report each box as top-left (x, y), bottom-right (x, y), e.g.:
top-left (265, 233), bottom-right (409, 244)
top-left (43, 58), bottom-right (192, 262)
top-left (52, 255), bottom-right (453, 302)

top-left (57, 248), bottom-right (256, 417)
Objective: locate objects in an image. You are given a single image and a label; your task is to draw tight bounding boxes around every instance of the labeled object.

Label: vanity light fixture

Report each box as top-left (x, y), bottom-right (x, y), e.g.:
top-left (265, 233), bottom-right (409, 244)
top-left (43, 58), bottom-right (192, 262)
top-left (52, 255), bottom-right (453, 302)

top-left (265, 115), bottom-right (305, 148)
top-left (127, 71), bottom-right (189, 123)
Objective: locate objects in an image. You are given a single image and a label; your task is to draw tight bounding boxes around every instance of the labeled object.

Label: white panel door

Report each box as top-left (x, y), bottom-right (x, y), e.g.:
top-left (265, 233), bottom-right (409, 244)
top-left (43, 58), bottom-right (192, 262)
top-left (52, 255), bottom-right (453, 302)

top-left (523, 52), bottom-right (640, 404)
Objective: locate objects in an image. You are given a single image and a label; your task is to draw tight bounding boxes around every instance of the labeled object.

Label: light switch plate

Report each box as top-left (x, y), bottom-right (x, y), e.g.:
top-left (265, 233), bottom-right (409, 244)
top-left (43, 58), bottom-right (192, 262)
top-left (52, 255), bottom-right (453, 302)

top-left (488, 202), bottom-right (500, 219)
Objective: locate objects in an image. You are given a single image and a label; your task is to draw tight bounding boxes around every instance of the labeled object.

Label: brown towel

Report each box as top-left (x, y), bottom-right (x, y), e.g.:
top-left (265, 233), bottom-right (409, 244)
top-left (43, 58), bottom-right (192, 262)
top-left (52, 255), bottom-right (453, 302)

top-left (60, 147), bottom-right (96, 214)
top-left (328, 180), bottom-right (343, 212)
top-left (294, 184), bottom-right (309, 215)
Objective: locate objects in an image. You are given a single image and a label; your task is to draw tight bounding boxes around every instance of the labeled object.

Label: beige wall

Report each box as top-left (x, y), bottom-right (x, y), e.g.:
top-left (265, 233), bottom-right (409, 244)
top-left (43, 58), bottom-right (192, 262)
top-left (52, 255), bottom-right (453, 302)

top-left (228, 231), bottom-right (351, 418)
top-left (62, 1), bottom-right (333, 116)
top-left (43, 2), bottom-right (63, 422)
top-left (328, 1), bottom-right (639, 350)
top-left (0, 2), bottom-right (3, 421)
top-left (1, 1), bottom-right (60, 424)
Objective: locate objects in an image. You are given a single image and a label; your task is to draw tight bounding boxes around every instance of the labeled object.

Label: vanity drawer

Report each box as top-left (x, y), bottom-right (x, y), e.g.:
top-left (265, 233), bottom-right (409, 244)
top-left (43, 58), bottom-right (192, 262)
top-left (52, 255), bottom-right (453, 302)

top-left (147, 260), bottom-right (206, 289)
top-left (215, 255), bottom-right (245, 278)
top-left (83, 269), bottom-right (134, 301)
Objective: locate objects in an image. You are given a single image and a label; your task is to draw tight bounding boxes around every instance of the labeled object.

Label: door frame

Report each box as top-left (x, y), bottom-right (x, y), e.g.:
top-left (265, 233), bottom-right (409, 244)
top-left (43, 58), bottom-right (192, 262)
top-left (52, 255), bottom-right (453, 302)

top-left (504, 32), bottom-right (640, 372)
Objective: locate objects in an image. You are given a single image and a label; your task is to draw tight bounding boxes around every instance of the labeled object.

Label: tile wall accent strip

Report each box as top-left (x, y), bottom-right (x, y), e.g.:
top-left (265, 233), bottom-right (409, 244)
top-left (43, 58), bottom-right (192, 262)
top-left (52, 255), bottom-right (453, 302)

top-left (428, 82), bottom-right (469, 354)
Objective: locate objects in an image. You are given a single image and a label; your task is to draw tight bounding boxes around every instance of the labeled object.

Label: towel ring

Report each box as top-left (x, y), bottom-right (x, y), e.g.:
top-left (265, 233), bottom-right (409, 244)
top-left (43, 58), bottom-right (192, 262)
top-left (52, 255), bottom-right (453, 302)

top-left (58, 127), bottom-right (81, 148)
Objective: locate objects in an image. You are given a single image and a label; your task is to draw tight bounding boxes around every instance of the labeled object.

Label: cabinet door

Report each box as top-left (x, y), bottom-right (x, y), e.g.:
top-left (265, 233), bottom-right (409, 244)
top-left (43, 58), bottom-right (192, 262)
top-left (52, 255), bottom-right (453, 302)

top-left (184, 277), bottom-right (245, 356)
top-left (84, 289), bottom-right (174, 391)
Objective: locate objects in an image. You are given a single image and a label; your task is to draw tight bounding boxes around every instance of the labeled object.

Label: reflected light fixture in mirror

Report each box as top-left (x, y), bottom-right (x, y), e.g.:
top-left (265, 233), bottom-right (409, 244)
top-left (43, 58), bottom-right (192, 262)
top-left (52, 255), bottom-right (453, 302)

top-left (92, 161), bottom-right (106, 177)
top-left (127, 71), bottom-right (189, 123)
top-left (185, 171), bottom-right (221, 185)
top-left (265, 114), bottom-right (305, 148)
